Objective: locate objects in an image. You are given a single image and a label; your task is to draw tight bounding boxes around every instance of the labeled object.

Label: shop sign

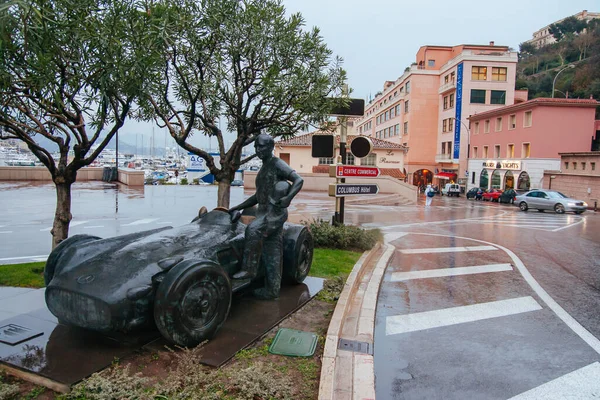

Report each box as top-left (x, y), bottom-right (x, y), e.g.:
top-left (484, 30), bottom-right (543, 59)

top-left (482, 160), bottom-right (521, 170)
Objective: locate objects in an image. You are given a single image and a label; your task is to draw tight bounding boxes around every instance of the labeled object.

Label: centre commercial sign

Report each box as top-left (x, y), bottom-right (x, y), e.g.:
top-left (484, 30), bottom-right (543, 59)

top-left (482, 160), bottom-right (522, 170)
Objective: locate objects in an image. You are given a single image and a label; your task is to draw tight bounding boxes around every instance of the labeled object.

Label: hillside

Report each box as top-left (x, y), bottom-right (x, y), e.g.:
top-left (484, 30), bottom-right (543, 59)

top-left (517, 17), bottom-right (600, 104)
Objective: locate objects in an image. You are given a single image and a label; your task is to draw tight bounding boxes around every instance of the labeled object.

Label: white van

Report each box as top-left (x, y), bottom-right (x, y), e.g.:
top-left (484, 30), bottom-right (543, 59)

top-left (442, 183), bottom-right (461, 197)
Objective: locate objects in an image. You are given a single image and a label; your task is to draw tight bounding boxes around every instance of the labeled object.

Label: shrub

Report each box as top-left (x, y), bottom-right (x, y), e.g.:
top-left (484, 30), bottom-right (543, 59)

top-left (180, 178), bottom-right (188, 185)
top-left (193, 178), bottom-right (200, 185)
top-left (303, 219), bottom-right (381, 251)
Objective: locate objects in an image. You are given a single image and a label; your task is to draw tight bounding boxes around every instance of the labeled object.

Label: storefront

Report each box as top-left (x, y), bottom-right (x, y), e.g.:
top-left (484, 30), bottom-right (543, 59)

top-left (467, 158), bottom-right (560, 191)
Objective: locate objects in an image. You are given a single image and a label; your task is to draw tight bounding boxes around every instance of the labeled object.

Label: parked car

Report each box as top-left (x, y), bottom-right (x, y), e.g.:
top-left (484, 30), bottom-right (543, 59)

top-left (515, 189), bottom-right (588, 214)
top-left (466, 187), bottom-right (484, 200)
top-left (44, 209), bottom-right (313, 347)
top-left (442, 183), bottom-right (461, 197)
top-left (482, 189), bottom-right (503, 202)
top-left (231, 180), bottom-right (244, 186)
top-left (498, 189), bottom-right (517, 204)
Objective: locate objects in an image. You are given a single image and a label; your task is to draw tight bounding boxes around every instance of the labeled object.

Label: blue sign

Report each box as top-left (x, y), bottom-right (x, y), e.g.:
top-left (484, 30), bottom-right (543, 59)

top-left (453, 63), bottom-right (463, 159)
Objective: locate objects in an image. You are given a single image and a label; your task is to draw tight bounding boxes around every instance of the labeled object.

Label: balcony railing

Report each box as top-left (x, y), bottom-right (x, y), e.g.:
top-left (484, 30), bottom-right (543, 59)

top-left (435, 153), bottom-right (453, 163)
top-left (438, 81), bottom-right (456, 94)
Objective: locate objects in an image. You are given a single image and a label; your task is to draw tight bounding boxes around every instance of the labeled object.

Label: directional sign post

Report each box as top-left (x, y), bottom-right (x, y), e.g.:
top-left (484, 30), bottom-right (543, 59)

top-left (328, 183), bottom-right (380, 197)
top-left (329, 165), bottom-right (380, 178)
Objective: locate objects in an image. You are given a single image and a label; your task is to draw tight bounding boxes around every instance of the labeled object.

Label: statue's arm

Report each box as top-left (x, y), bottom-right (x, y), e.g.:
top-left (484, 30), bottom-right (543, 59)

top-left (229, 193), bottom-right (258, 212)
top-left (278, 171), bottom-right (303, 208)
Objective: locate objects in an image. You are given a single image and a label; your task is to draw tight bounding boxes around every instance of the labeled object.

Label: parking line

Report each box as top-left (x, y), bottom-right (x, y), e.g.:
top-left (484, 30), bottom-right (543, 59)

top-left (386, 296), bottom-right (542, 336)
top-left (40, 220), bottom-right (89, 231)
top-left (121, 218), bottom-right (160, 226)
top-left (400, 245), bottom-right (497, 254)
top-left (508, 362), bottom-right (600, 399)
top-left (391, 263), bottom-right (513, 281)
top-left (0, 231), bottom-right (13, 234)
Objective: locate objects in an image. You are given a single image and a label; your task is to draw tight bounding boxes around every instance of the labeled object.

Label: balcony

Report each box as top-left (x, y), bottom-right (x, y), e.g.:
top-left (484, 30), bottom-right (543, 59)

top-left (438, 81), bottom-right (456, 94)
top-left (435, 153), bottom-right (453, 163)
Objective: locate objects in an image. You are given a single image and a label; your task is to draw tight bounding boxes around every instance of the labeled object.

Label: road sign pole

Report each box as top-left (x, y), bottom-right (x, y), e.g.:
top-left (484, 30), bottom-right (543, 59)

top-left (337, 84), bottom-right (349, 225)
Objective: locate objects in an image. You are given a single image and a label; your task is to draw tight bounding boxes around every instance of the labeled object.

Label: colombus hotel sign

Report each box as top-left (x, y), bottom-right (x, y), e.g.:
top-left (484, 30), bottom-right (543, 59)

top-left (482, 160), bottom-right (522, 170)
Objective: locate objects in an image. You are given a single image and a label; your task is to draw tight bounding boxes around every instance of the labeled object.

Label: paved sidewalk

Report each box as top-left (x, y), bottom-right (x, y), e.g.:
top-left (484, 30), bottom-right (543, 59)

top-left (319, 242), bottom-right (395, 400)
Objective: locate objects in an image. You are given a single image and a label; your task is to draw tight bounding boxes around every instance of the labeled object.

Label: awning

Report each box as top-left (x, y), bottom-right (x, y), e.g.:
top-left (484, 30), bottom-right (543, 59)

top-left (434, 172), bottom-right (457, 179)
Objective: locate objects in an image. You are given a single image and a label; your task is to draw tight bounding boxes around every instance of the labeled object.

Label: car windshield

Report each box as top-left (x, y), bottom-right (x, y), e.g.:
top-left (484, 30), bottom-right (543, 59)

top-left (547, 191), bottom-right (568, 199)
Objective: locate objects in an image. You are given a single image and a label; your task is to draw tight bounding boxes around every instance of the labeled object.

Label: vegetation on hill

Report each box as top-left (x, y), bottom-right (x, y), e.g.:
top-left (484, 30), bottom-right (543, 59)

top-left (517, 17), bottom-right (600, 102)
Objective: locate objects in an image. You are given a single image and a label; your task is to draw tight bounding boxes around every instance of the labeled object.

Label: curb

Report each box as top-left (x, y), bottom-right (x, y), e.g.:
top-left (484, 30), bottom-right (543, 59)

top-left (318, 242), bottom-right (394, 399)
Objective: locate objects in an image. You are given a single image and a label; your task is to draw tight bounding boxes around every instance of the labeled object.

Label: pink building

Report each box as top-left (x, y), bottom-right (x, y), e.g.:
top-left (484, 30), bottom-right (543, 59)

top-left (354, 43), bottom-right (518, 190)
top-left (467, 98), bottom-right (599, 191)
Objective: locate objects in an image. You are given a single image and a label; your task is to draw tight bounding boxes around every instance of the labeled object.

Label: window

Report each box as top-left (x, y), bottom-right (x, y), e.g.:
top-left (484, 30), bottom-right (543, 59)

top-left (403, 121), bottom-right (408, 134)
top-left (395, 124), bottom-right (400, 135)
top-left (495, 117), bottom-right (502, 132)
top-left (472, 171), bottom-right (476, 184)
top-left (395, 105), bottom-right (401, 115)
top-left (507, 144), bottom-right (514, 158)
top-left (347, 153), bottom-right (355, 165)
top-left (444, 75), bottom-right (449, 83)
top-left (582, 162), bottom-right (586, 170)
top-left (592, 162), bottom-right (596, 171)
top-left (449, 94), bottom-right (454, 108)
top-left (573, 162), bottom-right (577, 170)
top-left (490, 90), bottom-right (506, 105)
top-left (428, 59), bottom-right (435, 67)
top-left (483, 146), bottom-right (489, 158)
top-left (509, 114), bottom-right (516, 130)
top-left (474, 122), bottom-right (480, 134)
top-left (523, 143), bottom-right (531, 158)
top-left (450, 71), bottom-right (455, 82)
top-left (404, 100), bottom-right (410, 113)
top-left (484, 120), bottom-right (490, 133)
top-left (319, 157), bottom-right (334, 165)
top-left (471, 89), bottom-right (486, 104)
top-left (442, 119), bottom-right (447, 132)
top-left (524, 111), bottom-right (532, 127)
top-left (448, 118), bottom-right (453, 131)
top-left (564, 162), bottom-right (569, 170)
top-left (473, 146), bottom-right (478, 158)
top-left (405, 81), bottom-right (411, 94)
top-left (472, 66), bottom-right (487, 80)
top-left (494, 145), bottom-right (500, 158)
top-left (361, 153), bottom-right (376, 166)
top-left (441, 142), bottom-right (446, 154)
top-left (492, 67), bottom-right (507, 81)
top-left (390, 107), bottom-right (395, 118)
top-left (443, 96), bottom-right (448, 110)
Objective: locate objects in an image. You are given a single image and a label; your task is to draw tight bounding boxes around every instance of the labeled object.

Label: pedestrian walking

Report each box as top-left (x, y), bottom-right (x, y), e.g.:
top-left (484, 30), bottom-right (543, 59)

top-left (425, 184), bottom-right (434, 206)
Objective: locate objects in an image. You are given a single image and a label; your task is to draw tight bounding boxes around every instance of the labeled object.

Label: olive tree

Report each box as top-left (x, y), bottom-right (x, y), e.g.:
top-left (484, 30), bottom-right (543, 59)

top-left (141, 0), bottom-right (346, 207)
top-left (0, 0), bottom-right (166, 248)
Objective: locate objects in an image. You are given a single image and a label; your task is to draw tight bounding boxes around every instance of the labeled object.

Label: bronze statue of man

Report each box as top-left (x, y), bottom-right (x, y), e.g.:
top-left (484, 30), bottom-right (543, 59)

top-left (229, 133), bottom-right (304, 299)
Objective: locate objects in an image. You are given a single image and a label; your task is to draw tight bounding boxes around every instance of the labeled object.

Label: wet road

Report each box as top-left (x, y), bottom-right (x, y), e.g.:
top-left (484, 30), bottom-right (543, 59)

top-left (372, 199), bottom-right (600, 399)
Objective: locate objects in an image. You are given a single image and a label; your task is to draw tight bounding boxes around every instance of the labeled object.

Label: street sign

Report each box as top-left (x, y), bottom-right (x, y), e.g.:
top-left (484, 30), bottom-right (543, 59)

top-left (329, 165), bottom-right (380, 178)
top-left (311, 134), bottom-right (335, 158)
top-left (328, 183), bottom-right (379, 197)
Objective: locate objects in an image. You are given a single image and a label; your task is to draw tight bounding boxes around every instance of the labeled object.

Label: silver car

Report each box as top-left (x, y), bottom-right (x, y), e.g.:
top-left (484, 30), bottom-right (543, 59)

top-left (515, 189), bottom-right (588, 214)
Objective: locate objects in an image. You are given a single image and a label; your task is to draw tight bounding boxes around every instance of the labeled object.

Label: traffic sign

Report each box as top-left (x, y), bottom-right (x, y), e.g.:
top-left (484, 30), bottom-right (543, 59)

top-left (329, 165), bottom-right (380, 178)
top-left (328, 183), bottom-right (379, 197)
top-left (350, 136), bottom-right (373, 158)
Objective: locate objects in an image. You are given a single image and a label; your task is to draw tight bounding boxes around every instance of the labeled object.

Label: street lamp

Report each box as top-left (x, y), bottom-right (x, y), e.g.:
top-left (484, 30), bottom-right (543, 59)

top-left (552, 64), bottom-right (575, 98)
top-left (452, 117), bottom-right (471, 189)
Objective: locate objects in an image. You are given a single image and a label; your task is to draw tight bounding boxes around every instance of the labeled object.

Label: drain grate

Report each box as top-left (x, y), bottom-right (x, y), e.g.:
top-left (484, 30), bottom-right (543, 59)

top-left (269, 328), bottom-right (318, 357)
top-left (337, 338), bottom-right (372, 355)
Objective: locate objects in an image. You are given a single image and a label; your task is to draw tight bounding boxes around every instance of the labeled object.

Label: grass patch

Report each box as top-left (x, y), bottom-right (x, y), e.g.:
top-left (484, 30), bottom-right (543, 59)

top-left (0, 262), bottom-right (45, 288)
top-left (310, 248), bottom-right (361, 279)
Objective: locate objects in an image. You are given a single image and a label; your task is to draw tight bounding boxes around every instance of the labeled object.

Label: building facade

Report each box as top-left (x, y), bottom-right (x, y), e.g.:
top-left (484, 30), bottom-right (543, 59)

top-left (354, 43), bottom-right (518, 190)
top-left (524, 10), bottom-right (600, 49)
top-left (467, 98), bottom-right (599, 192)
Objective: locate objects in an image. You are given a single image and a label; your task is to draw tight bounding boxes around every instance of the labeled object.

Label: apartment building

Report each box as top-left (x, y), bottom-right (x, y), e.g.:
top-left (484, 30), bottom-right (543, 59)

top-left (467, 98), bottom-right (599, 192)
top-left (524, 10), bottom-right (600, 49)
top-left (355, 43), bottom-right (518, 189)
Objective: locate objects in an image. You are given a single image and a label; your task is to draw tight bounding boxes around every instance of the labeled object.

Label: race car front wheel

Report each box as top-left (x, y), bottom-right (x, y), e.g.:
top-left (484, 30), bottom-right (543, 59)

top-left (154, 260), bottom-right (232, 347)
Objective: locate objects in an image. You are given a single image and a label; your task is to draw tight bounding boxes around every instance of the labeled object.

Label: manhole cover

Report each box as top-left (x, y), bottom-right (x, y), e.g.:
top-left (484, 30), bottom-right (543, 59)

top-left (268, 328), bottom-right (318, 357)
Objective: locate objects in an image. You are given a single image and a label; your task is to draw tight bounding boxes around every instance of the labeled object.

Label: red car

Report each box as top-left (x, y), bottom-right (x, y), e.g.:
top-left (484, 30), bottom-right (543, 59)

top-left (482, 189), bottom-right (503, 202)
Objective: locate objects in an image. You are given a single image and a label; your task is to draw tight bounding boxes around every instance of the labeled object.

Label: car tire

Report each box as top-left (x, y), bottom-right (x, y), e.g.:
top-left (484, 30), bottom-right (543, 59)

top-left (282, 225), bottom-right (313, 284)
top-left (537, 209), bottom-right (545, 212)
top-left (154, 260), bottom-right (232, 347)
top-left (575, 211), bottom-right (584, 215)
top-left (554, 204), bottom-right (565, 214)
top-left (519, 202), bottom-right (528, 211)
top-left (44, 234), bottom-right (102, 286)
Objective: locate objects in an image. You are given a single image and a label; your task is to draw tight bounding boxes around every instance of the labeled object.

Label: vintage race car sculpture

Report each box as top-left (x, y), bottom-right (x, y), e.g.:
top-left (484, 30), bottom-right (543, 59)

top-left (44, 208), bottom-right (313, 347)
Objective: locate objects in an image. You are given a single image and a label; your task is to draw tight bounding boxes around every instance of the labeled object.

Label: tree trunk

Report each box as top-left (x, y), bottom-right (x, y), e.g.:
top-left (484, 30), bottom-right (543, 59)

top-left (217, 179), bottom-right (232, 208)
top-left (51, 180), bottom-right (73, 249)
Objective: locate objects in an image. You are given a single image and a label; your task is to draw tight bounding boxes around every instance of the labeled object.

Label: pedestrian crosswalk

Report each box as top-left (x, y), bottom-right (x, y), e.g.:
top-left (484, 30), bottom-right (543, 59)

top-left (469, 212), bottom-right (585, 232)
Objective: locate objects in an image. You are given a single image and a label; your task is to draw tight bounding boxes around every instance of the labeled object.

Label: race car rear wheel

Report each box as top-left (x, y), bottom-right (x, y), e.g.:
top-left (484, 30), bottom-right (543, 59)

top-left (154, 260), bottom-right (232, 347)
top-left (282, 226), bottom-right (313, 284)
top-left (44, 234), bottom-right (101, 286)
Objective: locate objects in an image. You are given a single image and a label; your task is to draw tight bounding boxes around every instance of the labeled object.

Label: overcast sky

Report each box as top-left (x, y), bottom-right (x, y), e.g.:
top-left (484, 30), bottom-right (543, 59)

top-left (118, 0), bottom-right (598, 153)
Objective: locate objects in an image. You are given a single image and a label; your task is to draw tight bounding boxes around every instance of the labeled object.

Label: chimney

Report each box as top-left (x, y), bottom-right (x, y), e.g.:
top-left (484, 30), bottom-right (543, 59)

top-left (489, 41), bottom-right (495, 46)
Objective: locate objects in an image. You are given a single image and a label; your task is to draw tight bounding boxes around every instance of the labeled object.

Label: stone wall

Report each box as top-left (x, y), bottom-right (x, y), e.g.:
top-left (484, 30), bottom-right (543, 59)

top-left (542, 172), bottom-right (599, 210)
top-left (0, 166), bottom-right (144, 186)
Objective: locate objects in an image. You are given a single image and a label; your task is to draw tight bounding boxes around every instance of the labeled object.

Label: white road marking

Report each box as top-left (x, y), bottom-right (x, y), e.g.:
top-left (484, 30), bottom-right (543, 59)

top-left (157, 221), bottom-right (173, 225)
top-left (508, 362), bottom-right (600, 399)
top-left (0, 231), bottom-right (13, 234)
top-left (40, 220), bottom-right (89, 231)
top-left (400, 245), bottom-right (497, 254)
top-left (386, 296), bottom-right (542, 336)
top-left (83, 225), bottom-right (105, 229)
top-left (552, 218), bottom-right (586, 232)
top-left (0, 255), bottom-right (48, 261)
top-left (121, 218), bottom-right (160, 226)
top-left (391, 263), bottom-right (513, 281)
top-left (498, 224), bottom-right (563, 229)
top-left (411, 233), bottom-right (600, 355)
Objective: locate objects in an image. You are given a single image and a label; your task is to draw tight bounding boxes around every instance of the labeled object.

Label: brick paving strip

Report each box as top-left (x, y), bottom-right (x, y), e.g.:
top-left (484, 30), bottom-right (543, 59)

top-left (319, 242), bottom-right (394, 400)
